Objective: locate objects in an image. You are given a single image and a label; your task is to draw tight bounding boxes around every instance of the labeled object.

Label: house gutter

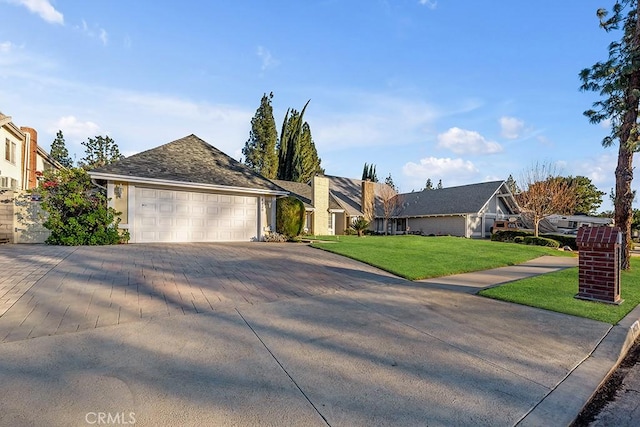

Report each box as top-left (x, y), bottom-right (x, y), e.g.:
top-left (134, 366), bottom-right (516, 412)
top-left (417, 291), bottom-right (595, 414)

top-left (88, 172), bottom-right (289, 197)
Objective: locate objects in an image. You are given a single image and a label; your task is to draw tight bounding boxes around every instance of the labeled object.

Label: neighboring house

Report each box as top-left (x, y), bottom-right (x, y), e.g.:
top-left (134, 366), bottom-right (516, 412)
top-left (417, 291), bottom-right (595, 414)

top-left (271, 177), bottom-right (345, 235)
top-left (326, 175), bottom-right (395, 234)
top-left (271, 176), bottom-right (396, 236)
top-left (1, 114), bottom-right (62, 243)
top-left (391, 180), bottom-right (520, 238)
top-left (88, 134), bottom-right (288, 243)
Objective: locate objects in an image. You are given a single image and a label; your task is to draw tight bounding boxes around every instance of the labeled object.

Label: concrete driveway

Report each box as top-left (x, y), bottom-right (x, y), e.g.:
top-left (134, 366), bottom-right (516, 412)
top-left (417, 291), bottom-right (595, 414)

top-left (0, 243), bottom-right (614, 426)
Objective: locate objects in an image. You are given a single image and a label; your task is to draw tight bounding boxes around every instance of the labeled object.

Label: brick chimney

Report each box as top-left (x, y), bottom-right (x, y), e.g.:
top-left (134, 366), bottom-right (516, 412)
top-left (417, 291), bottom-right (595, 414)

top-left (20, 127), bottom-right (38, 189)
top-left (311, 175), bottom-right (330, 235)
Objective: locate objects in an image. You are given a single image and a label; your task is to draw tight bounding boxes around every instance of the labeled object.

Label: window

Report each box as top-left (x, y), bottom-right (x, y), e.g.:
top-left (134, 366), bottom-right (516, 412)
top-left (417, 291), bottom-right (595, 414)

top-left (328, 213), bottom-right (334, 230)
top-left (4, 139), bottom-right (16, 164)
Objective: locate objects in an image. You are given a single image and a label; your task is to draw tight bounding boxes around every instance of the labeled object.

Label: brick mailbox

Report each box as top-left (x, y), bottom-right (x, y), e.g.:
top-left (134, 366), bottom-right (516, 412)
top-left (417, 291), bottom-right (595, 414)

top-left (575, 226), bottom-right (622, 304)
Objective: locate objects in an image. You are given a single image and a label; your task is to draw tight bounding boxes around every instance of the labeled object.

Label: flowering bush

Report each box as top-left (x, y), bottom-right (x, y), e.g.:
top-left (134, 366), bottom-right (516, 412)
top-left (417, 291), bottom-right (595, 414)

top-left (37, 168), bottom-right (128, 245)
top-left (264, 232), bottom-right (288, 243)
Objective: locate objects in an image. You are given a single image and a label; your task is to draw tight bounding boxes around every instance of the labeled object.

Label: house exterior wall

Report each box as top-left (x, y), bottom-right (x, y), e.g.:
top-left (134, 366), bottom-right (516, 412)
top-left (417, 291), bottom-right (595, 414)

top-left (334, 212), bottom-right (347, 235)
top-left (407, 216), bottom-right (466, 236)
top-left (1, 121), bottom-right (25, 191)
top-left (312, 176), bottom-right (331, 235)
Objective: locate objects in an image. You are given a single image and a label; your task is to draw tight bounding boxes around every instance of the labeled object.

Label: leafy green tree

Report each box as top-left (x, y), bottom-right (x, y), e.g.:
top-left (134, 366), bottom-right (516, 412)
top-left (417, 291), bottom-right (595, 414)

top-left (79, 135), bottom-right (124, 170)
top-left (580, 0), bottom-right (640, 269)
top-left (424, 178), bottom-right (433, 190)
top-left (297, 122), bottom-right (324, 182)
top-left (561, 176), bottom-right (605, 214)
top-left (632, 208), bottom-right (640, 232)
top-left (277, 100), bottom-right (322, 182)
top-left (37, 168), bottom-right (126, 245)
top-left (50, 130), bottom-right (73, 168)
top-left (506, 174), bottom-right (520, 195)
top-left (384, 173), bottom-right (397, 192)
top-left (242, 92), bottom-right (278, 178)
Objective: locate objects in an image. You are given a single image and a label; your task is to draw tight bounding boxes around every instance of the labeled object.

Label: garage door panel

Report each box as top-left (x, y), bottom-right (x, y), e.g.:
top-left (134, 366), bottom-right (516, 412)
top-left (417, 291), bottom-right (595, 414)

top-left (135, 187), bottom-right (258, 243)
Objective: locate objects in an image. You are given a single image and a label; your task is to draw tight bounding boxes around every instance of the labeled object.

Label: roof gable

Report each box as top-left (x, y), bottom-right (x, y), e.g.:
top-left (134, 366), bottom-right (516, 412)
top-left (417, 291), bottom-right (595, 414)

top-left (398, 180), bottom-right (510, 217)
top-left (90, 134), bottom-right (284, 192)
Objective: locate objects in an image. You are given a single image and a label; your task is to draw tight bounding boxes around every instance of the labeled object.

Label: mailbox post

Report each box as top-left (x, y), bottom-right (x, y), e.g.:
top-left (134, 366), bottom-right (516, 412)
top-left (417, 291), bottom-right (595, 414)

top-left (575, 226), bottom-right (623, 305)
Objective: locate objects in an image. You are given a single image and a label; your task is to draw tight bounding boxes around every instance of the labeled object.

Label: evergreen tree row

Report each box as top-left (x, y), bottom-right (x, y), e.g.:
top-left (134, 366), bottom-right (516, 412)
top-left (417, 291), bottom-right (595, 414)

top-left (242, 93), bottom-right (324, 182)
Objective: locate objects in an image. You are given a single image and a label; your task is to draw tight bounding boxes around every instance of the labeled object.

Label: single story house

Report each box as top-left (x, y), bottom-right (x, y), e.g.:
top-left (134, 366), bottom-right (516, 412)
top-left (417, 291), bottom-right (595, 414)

top-left (390, 180), bottom-right (521, 238)
top-left (89, 135), bottom-right (288, 243)
top-left (271, 177), bottom-right (345, 235)
top-left (274, 175), bottom-right (394, 235)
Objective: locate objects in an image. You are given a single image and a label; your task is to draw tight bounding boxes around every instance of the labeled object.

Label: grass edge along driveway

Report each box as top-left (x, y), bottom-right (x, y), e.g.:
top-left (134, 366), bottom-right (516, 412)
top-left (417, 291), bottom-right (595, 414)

top-left (310, 235), bottom-right (570, 281)
top-left (480, 258), bottom-right (640, 325)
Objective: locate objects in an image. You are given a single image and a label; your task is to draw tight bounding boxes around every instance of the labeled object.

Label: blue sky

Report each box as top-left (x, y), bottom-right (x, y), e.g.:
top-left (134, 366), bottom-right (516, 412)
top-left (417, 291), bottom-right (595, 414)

top-left (1, 0), bottom-right (637, 210)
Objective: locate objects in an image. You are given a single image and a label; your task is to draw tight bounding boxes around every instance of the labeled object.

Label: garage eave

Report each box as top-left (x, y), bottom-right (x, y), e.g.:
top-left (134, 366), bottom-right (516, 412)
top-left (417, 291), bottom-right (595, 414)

top-left (89, 172), bottom-right (289, 196)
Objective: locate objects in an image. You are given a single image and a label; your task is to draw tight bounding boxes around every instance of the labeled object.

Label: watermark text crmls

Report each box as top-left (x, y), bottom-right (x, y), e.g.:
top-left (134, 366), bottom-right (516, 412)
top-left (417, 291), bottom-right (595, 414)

top-left (85, 412), bottom-right (136, 425)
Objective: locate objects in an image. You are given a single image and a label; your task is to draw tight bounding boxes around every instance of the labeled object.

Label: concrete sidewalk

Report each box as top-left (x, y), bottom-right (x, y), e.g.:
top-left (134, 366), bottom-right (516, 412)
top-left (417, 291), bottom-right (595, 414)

top-left (0, 245), bottom-right (638, 426)
top-left (418, 255), bottom-right (640, 426)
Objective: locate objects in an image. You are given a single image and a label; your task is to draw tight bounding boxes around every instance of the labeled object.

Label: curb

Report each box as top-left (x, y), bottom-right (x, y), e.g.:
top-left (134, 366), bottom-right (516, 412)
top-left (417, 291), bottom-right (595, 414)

top-left (517, 304), bottom-right (640, 426)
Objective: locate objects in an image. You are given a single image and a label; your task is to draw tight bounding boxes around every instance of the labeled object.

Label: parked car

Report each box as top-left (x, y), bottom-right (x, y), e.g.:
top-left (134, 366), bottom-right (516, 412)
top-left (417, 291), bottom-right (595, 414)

top-left (490, 220), bottom-right (528, 234)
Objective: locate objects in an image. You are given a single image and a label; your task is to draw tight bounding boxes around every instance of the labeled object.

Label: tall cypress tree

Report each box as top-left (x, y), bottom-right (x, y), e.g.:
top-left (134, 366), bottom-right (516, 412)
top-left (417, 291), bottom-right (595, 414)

top-left (277, 100), bottom-right (312, 182)
top-left (242, 92), bottom-right (278, 178)
top-left (297, 122), bottom-right (323, 182)
top-left (50, 130), bottom-right (73, 168)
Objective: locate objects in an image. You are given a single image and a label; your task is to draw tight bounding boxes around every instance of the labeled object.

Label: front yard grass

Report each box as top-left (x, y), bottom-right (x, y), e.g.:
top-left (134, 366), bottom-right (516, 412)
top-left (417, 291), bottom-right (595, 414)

top-left (311, 235), bottom-right (570, 281)
top-left (480, 258), bottom-right (640, 324)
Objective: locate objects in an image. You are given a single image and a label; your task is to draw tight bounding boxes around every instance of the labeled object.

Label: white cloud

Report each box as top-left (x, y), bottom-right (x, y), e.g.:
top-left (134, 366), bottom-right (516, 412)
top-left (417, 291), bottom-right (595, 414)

top-left (437, 127), bottom-right (503, 154)
top-left (256, 46), bottom-right (279, 71)
top-left (418, 0), bottom-right (437, 9)
top-left (99, 28), bottom-right (108, 46)
top-left (6, 0), bottom-right (63, 24)
top-left (49, 116), bottom-right (101, 144)
top-left (75, 20), bottom-right (108, 45)
top-left (313, 92), bottom-right (439, 152)
top-left (499, 116), bottom-right (524, 140)
top-left (402, 156), bottom-right (479, 190)
top-left (0, 41), bottom-right (14, 53)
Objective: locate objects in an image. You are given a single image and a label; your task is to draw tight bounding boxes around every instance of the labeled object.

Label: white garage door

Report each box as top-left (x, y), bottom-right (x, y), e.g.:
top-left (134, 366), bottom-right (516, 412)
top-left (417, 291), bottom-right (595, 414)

top-left (134, 187), bottom-right (258, 243)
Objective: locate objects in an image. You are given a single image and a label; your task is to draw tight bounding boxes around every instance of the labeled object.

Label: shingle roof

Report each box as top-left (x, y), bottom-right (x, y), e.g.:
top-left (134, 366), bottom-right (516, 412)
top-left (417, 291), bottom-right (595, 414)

top-left (271, 180), bottom-right (313, 208)
top-left (397, 180), bottom-right (508, 217)
top-left (90, 134), bottom-right (285, 192)
top-left (326, 175), bottom-right (394, 217)
top-left (272, 179), bottom-right (343, 211)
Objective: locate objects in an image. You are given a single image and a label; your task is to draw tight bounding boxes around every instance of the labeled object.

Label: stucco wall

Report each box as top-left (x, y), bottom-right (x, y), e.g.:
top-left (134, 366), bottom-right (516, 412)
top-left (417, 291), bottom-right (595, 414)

top-left (408, 216), bottom-right (466, 237)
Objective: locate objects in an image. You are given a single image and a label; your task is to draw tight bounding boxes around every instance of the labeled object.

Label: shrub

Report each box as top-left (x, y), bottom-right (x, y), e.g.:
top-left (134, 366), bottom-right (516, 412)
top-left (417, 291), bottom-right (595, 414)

top-left (38, 168), bottom-right (126, 245)
top-left (491, 230), bottom-right (533, 242)
top-left (276, 196), bottom-right (305, 238)
top-left (542, 234), bottom-right (577, 250)
top-left (513, 236), bottom-right (525, 244)
top-left (350, 217), bottom-right (370, 237)
top-left (523, 236), bottom-right (560, 248)
top-left (264, 232), bottom-right (288, 243)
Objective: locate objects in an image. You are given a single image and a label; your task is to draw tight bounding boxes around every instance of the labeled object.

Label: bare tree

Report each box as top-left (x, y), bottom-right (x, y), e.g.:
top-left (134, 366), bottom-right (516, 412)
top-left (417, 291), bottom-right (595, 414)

top-left (516, 162), bottom-right (577, 237)
top-left (379, 184), bottom-right (402, 235)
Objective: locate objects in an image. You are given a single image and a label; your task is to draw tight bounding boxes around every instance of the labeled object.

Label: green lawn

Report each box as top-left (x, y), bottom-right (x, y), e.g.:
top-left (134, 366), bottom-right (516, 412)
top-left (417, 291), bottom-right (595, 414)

top-left (311, 235), bottom-right (570, 280)
top-left (480, 258), bottom-right (640, 324)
